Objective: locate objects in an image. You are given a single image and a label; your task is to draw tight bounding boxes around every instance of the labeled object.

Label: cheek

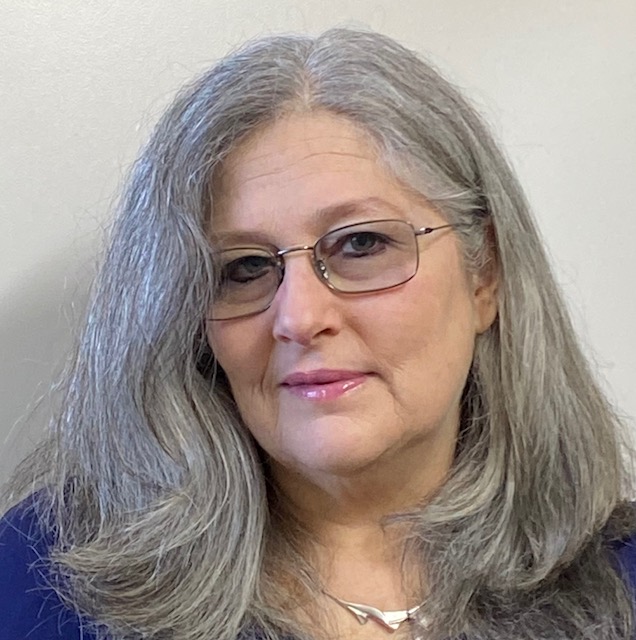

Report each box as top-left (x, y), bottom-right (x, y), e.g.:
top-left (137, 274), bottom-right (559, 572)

top-left (208, 323), bottom-right (288, 461)
top-left (208, 319), bottom-right (260, 369)
top-left (206, 320), bottom-right (273, 408)
top-left (381, 268), bottom-right (477, 394)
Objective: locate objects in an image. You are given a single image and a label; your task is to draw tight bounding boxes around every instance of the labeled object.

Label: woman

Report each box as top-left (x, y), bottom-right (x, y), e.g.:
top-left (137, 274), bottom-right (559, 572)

top-left (1, 28), bottom-right (635, 640)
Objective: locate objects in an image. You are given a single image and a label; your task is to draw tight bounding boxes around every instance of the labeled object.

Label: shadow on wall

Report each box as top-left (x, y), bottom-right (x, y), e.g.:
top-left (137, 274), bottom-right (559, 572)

top-left (0, 244), bottom-right (96, 486)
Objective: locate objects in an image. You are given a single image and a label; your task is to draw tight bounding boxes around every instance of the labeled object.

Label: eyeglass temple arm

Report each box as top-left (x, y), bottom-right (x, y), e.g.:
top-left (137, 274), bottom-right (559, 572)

top-left (415, 222), bottom-right (467, 237)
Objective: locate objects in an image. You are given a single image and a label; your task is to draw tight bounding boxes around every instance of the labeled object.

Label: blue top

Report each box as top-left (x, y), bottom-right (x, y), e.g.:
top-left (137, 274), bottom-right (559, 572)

top-left (0, 498), bottom-right (96, 640)
top-left (2, 497), bottom-right (636, 640)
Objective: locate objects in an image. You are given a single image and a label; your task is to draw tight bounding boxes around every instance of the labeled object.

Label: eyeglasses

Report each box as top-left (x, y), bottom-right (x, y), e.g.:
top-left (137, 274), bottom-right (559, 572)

top-left (209, 218), bottom-right (465, 320)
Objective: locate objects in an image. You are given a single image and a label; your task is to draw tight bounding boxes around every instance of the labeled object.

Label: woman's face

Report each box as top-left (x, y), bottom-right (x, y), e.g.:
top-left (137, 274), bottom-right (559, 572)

top-left (207, 113), bottom-right (497, 483)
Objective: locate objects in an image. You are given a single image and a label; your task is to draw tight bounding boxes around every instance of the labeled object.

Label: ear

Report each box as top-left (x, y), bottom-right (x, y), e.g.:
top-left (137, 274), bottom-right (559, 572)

top-left (472, 253), bottom-right (499, 335)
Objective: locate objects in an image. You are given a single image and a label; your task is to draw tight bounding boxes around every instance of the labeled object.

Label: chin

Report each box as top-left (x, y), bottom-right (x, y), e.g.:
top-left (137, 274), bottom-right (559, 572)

top-left (279, 443), bottom-right (397, 479)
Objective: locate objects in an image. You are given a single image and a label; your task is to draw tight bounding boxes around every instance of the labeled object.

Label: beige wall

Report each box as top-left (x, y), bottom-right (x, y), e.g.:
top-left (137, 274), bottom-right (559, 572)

top-left (1, 0), bottom-right (635, 482)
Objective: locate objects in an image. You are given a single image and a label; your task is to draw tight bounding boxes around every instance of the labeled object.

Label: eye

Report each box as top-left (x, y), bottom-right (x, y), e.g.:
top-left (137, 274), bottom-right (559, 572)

top-left (220, 254), bottom-right (276, 284)
top-left (337, 231), bottom-right (393, 257)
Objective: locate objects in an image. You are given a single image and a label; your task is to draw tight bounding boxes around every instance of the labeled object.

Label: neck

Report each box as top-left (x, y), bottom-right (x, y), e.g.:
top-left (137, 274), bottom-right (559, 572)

top-left (269, 428), bottom-right (453, 535)
top-left (267, 437), bottom-right (452, 609)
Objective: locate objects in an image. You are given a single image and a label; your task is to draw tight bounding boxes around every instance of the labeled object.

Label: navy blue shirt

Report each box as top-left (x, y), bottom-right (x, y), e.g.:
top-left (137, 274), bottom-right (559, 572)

top-left (0, 498), bottom-right (97, 640)
top-left (2, 498), bottom-right (636, 640)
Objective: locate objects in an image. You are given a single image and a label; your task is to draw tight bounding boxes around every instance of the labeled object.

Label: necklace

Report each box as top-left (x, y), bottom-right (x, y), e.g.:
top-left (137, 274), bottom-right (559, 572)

top-left (324, 592), bottom-right (424, 632)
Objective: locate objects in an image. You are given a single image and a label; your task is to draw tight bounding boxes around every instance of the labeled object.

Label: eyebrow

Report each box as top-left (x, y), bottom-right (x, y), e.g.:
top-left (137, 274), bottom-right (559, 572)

top-left (211, 197), bottom-right (407, 246)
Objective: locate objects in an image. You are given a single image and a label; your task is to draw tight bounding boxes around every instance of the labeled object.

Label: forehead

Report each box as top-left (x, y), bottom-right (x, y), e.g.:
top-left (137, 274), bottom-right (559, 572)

top-left (210, 113), bottom-right (430, 241)
top-left (217, 112), bottom-right (381, 189)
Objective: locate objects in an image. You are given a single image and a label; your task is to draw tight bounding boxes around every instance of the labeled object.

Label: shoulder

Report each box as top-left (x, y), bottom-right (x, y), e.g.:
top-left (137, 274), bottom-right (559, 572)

top-left (0, 495), bottom-right (98, 640)
top-left (612, 529), bottom-right (636, 595)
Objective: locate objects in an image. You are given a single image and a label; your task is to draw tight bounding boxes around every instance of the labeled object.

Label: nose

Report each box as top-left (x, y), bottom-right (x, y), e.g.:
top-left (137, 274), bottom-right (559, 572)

top-left (271, 252), bottom-right (342, 346)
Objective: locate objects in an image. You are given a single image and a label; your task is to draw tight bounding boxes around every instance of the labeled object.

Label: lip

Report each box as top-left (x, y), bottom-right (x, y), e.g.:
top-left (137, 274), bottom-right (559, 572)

top-left (281, 369), bottom-right (370, 401)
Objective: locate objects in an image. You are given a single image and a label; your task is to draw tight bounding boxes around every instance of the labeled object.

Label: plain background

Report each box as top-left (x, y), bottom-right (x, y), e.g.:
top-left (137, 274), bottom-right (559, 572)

top-left (1, 0), bottom-right (635, 484)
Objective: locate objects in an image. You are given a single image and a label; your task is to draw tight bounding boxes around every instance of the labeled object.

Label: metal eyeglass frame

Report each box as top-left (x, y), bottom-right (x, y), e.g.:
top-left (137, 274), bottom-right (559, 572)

top-left (209, 218), bottom-right (465, 320)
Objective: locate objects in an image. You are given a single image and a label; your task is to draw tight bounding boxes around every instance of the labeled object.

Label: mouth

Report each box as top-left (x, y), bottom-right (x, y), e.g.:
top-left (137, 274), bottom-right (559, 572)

top-left (281, 369), bottom-right (370, 401)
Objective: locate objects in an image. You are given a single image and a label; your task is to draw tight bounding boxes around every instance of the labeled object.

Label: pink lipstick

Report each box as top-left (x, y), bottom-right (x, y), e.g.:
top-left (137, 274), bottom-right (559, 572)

top-left (281, 369), bottom-right (369, 401)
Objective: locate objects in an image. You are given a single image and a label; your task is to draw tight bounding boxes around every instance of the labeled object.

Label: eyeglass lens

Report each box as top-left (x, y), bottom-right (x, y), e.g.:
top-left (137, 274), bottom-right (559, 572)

top-left (211, 219), bottom-right (419, 320)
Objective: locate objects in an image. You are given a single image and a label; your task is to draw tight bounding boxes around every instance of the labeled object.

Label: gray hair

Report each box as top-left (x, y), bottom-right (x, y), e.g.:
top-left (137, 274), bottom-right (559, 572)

top-left (5, 28), bottom-right (635, 640)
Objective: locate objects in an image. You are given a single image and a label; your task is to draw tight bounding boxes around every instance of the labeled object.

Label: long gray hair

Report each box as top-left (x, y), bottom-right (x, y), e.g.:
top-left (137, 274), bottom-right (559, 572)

top-left (5, 28), bottom-right (635, 640)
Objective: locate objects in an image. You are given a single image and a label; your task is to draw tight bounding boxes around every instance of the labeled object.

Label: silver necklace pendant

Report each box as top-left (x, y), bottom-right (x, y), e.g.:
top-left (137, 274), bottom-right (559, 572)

top-left (325, 592), bottom-right (423, 632)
